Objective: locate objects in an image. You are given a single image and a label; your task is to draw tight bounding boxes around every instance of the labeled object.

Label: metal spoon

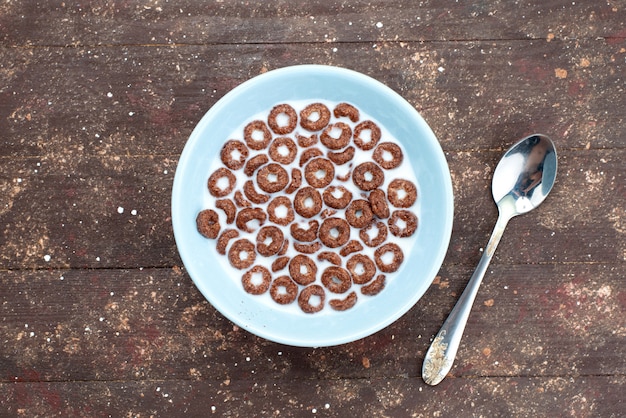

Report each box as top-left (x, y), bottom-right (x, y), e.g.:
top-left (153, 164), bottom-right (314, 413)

top-left (422, 134), bottom-right (558, 386)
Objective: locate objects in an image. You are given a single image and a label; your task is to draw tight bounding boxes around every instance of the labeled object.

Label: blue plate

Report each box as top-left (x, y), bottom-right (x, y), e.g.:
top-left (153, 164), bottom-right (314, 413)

top-left (172, 65), bottom-right (453, 347)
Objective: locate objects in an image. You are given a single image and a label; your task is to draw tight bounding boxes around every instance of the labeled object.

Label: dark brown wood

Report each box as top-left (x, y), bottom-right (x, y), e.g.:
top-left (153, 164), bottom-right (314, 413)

top-left (1, 1), bottom-right (625, 415)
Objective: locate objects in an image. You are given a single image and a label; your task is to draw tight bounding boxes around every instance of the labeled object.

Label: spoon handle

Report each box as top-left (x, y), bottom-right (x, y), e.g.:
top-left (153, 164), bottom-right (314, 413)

top-left (422, 212), bottom-right (510, 385)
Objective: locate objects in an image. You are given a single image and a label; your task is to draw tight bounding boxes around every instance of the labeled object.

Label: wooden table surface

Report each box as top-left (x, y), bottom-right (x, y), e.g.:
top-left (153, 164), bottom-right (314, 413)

top-left (1, 1), bottom-right (625, 416)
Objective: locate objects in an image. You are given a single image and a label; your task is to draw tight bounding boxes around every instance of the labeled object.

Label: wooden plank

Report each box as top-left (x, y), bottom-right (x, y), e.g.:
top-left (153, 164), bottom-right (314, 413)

top-left (1, 264), bottom-right (624, 383)
top-left (1, 0), bottom-right (625, 46)
top-left (1, 376), bottom-right (625, 417)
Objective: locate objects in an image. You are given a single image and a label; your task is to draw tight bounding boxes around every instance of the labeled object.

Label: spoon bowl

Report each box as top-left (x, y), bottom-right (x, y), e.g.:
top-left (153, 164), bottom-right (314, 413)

top-left (422, 134), bottom-right (557, 386)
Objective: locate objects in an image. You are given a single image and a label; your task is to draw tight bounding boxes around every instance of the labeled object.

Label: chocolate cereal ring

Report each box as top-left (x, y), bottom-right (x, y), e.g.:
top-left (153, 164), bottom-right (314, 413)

top-left (321, 266), bottom-right (352, 294)
top-left (293, 241), bottom-right (322, 254)
top-left (294, 186), bottom-right (323, 218)
top-left (300, 103), bottom-right (331, 132)
top-left (339, 240), bottom-right (364, 257)
top-left (345, 199), bottom-right (374, 229)
top-left (236, 207), bottom-right (266, 233)
top-left (373, 142), bottom-right (403, 169)
top-left (298, 284), bottom-right (326, 313)
top-left (361, 274), bottom-right (386, 296)
top-left (290, 220), bottom-right (320, 242)
top-left (374, 242), bottom-right (404, 273)
top-left (243, 180), bottom-right (270, 204)
top-left (317, 251), bottom-right (342, 266)
top-left (329, 291), bottom-right (358, 311)
top-left (241, 265), bottom-right (271, 295)
top-left (244, 154), bottom-right (269, 177)
top-left (267, 196), bottom-right (295, 226)
top-left (268, 103), bottom-right (297, 135)
top-left (270, 275), bottom-right (298, 305)
top-left (296, 133), bottom-right (318, 148)
top-left (289, 254), bottom-right (317, 285)
top-left (216, 229), bottom-right (239, 255)
top-left (234, 190), bottom-right (252, 208)
top-left (256, 225), bottom-right (285, 257)
top-left (244, 120), bottom-right (272, 150)
top-left (352, 162), bottom-right (384, 191)
top-left (220, 140), bottom-right (249, 170)
top-left (346, 254), bottom-right (376, 284)
top-left (359, 221), bottom-right (388, 248)
top-left (368, 188), bottom-right (390, 219)
top-left (387, 179), bottom-right (417, 208)
top-left (284, 168), bottom-right (302, 195)
top-left (299, 147), bottom-right (324, 167)
top-left (256, 163), bottom-right (289, 193)
top-left (196, 209), bottom-right (220, 239)
top-left (304, 158), bottom-right (335, 188)
top-left (215, 199), bottom-right (236, 224)
top-left (228, 238), bottom-right (256, 270)
top-left (388, 210), bottom-right (418, 238)
top-left (327, 146), bottom-right (355, 166)
top-left (271, 256), bottom-right (290, 272)
top-left (320, 122), bottom-right (351, 150)
top-left (318, 217), bottom-right (351, 248)
top-left (333, 102), bottom-right (360, 122)
top-left (208, 167), bottom-right (236, 197)
top-left (353, 120), bottom-right (381, 151)
top-left (269, 136), bottom-right (297, 165)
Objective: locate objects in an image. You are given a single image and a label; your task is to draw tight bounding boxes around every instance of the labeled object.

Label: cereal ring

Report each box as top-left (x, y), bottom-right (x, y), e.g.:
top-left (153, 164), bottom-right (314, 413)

top-left (359, 221), bottom-right (388, 248)
top-left (300, 103), bottom-right (331, 132)
top-left (271, 256), bottom-right (290, 272)
top-left (216, 229), bottom-right (239, 255)
top-left (345, 199), bottom-right (374, 229)
top-left (270, 275), bottom-right (298, 305)
top-left (220, 140), bottom-right (249, 170)
top-left (321, 266), bottom-right (352, 294)
top-left (296, 133), bottom-right (318, 148)
top-left (317, 251), bottom-right (342, 266)
top-left (353, 120), bottom-right (381, 151)
top-left (329, 291), bottom-right (358, 311)
top-left (285, 168), bottom-right (302, 194)
top-left (373, 142), bottom-right (403, 169)
top-left (352, 162), bottom-right (384, 191)
top-left (256, 163), bottom-right (289, 193)
top-left (339, 240), bottom-right (364, 257)
top-left (228, 238), bottom-right (256, 270)
top-left (244, 154), bottom-right (269, 177)
top-left (241, 265), bottom-right (271, 295)
top-left (387, 179), bottom-right (417, 208)
top-left (289, 254), bottom-right (317, 285)
top-left (293, 186), bottom-right (323, 218)
top-left (256, 225), bottom-right (285, 257)
top-left (236, 207), bottom-right (266, 233)
top-left (327, 146), bottom-right (355, 166)
top-left (290, 220), bottom-right (320, 242)
top-left (267, 196), bottom-right (295, 226)
top-left (388, 210), bottom-right (418, 238)
top-left (346, 254), bottom-right (376, 284)
top-left (215, 199), bottom-right (236, 224)
top-left (267, 103), bottom-right (297, 135)
top-left (304, 158), bottom-right (335, 188)
top-left (234, 190), bottom-right (252, 208)
top-left (294, 241), bottom-right (322, 254)
top-left (244, 120), bottom-right (272, 150)
top-left (333, 102), bottom-right (360, 122)
top-left (243, 180), bottom-right (270, 204)
top-left (368, 189), bottom-right (390, 219)
top-left (269, 136), bottom-right (297, 164)
top-left (299, 147), bottom-right (324, 167)
top-left (196, 209), bottom-right (220, 239)
top-left (320, 122), bottom-right (351, 150)
top-left (318, 217), bottom-right (351, 248)
top-left (208, 167), bottom-right (236, 197)
top-left (298, 284), bottom-right (326, 313)
top-left (374, 242), bottom-right (404, 273)
top-left (361, 274), bottom-right (386, 296)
